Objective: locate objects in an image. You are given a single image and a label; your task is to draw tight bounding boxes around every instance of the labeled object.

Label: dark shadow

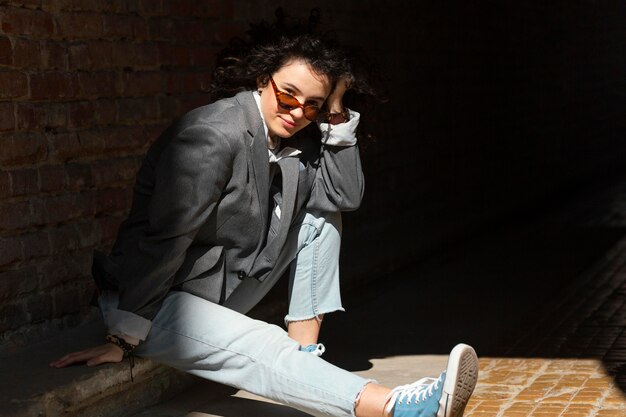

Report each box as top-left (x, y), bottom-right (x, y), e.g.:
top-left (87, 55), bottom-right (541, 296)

top-left (311, 172), bottom-right (626, 393)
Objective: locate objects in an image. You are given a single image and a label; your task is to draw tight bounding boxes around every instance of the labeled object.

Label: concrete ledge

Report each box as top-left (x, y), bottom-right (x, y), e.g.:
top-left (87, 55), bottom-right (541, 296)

top-left (0, 318), bottom-right (199, 417)
top-left (0, 299), bottom-right (286, 417)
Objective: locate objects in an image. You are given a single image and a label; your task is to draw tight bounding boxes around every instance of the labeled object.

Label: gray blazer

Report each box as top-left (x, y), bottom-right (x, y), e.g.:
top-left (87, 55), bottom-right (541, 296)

top-left (93, 91), bottom-right (364, 323)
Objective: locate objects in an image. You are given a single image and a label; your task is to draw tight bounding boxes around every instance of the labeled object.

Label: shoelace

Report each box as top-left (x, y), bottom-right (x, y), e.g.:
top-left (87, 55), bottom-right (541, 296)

top-left (300, 343), bottom-right (326, 357)
top-left (384, 373), bottom-right (445, 414)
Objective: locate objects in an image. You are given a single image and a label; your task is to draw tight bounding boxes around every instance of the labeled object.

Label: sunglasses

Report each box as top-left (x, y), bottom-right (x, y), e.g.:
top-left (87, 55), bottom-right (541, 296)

top-left (269, 77), bottom-right (321, 121)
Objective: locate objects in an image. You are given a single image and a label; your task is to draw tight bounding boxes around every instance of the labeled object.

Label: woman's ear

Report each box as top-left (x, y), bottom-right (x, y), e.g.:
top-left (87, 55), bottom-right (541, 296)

top-left (256, 75), bottom-right (269, 90)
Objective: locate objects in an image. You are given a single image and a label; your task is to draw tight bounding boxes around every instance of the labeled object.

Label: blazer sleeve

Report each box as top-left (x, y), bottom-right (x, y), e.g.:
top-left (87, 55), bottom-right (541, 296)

top-left (306, 109), bottom-right (365, 212)
top-left (111, 122), bottom-right (233, 337)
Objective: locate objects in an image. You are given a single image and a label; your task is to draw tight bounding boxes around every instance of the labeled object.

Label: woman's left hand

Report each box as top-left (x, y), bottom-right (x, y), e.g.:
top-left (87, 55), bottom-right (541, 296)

top-left (49, 343), bottom-right (124, 368)
top-left (326, 74), bottom-right (353, 114)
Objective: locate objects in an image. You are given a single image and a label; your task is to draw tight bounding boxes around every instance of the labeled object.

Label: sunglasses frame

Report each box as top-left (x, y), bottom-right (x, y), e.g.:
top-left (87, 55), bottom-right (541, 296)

top-left (269, 77), bottom-right (321, 122)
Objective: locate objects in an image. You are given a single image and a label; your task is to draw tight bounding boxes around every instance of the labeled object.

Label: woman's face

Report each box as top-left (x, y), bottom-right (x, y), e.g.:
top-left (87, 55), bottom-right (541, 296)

top-left (257, 59), bottom-right (331, 139)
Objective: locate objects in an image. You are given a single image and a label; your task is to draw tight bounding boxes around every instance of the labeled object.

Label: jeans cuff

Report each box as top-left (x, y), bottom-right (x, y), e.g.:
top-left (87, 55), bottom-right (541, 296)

top-left (284, 307), bottom-right (345, 327)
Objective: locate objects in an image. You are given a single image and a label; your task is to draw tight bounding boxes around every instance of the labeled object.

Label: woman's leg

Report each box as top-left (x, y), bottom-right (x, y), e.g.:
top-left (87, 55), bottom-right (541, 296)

top-left (135, 290), bottom-right (374, 417)
top-left (133, 292), bottom-right (477, 417)
top-left (285, 211), bottom-right (344, 347)
top-left (223, 210), bottom-right (345, 348)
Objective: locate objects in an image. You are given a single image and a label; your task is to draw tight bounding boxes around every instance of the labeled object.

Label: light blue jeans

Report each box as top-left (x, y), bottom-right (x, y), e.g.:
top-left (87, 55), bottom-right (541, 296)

top-left (100, 211), bottom-right (370, 417)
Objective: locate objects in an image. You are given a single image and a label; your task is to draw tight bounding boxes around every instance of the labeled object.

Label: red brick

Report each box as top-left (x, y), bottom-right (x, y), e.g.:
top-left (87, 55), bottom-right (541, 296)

top-left (134, 43), bottom-right (160, 69)
top-left (40, 41), bottom-right (67, 70)
top-left (9, 168), bottom-right (39, 197)
top-left (48, 132), bottom-right (81, 162)
top-left (58, 0), bottom-right (116, 12)
top-left (0, 171), bottom-right (10, 198)
top-left (169, 0), bottom-right (194, 15)
top-left (102, 126), bottom-right (147, 150)
top-left (0, 71), bottom-right (28, 99)
top-left (86, 41), bottom-right (114, 70)
top-left (66, 162), bottom-right (93, 191)
top-left (44, 103), bottom-right (69, 128)
top-left (169, 71), bottom-right (211, 94)
top-left (148, 17), bottom-right (176, 42)
top-left (68, 101), bottom-right (95, 127)
top-left (0, 236), bottom-right (23, 266)
top-left (57, 12), bottom-right (103, 39)
top-left (9, 0), bottom-right (43, 9)
top-left (1, 7), bottom-right (55, 38)
top-left (0, 36), bottom-right (12, 66)
top-left (95, 187), bottom-right (129, 214)
top-left (0, 101), bottom-right (15, 131)
top-left (76, 130), bottom-right (105, 156)
top-left (53, 285), bottom-right (88, 316)
top-left (189, 46), bottom-right (217, 66)
top-left (0, 200), bottom-right (36, 230)
top-left (30, 72), bottom-right (79, 100)
top-left (48, 223), bottom-right (80, 252)
top-left (38, 164), bottom-right (67, 193)
top-left (0, 267), bottom-right (39, 299)
top-left (78, 71), bottom-right (119, 97)
top-left (213, 21), bottom-right (247, 43)
top-left (15, 103), bottom-right (39, 131)
top-left (111, 41), bottom-right (136, 68)
top-left (0, 301), bottom-right (27, 332)
top-left (138, 0), bottom-right (167, 16)
top-left (75, 220), bottom-right (102, 248)
top-left (117, 97), bottom-right (160, 123)
top-left (119, 71), bottom-right (163, 96)
top-left (18, 103), bottom-right (69, 131)
top-left (177, 94), bottom-right (208, 114)
top-left (102, 14), bottom-right (135, 39)
top-left (0, 133), bottom-right (48, 166)
top-left (172, 46), bottom-right (192, 67)
top-left (44, 193), bottom-right (95, 226)
top-left (20, 231), bottom-right (51, 260)
top-left (98, 216), bottom-right (123, 241)
top-left (157, 42), bottom-right (173, 63)
top-left (25, 292), bottom-right (53, 322)
top-left (92, 99), bottom-right (118, 124)
top-left (38, 253), bottom-right (90, 290)
top-left (175, 19), bottom-right (207, 43)
top-left (193, 0), bottom-right (234, 19)
top-left (90, 157), bottom-right (138, 186)
top-left (68, 43), bottom-right (90, 69)
top-left (12, 38), bottom-right (41, 68)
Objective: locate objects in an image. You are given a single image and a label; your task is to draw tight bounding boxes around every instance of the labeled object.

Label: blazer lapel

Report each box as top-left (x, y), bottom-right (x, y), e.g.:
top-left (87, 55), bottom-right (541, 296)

top-left (249, 123), bottom-right (269, 217)
top-left (236, 92), bottom-right (270, 229)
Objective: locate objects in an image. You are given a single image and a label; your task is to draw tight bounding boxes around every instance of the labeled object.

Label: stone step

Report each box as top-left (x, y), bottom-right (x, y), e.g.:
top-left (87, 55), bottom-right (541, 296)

top-left (0, 318), bottom-right (198, 417)
top-left (1, 299), bottom-right (285, 417)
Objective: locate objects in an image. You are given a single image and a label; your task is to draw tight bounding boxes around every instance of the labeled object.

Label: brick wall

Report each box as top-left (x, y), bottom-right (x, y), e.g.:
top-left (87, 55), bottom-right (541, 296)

top-left (0, 0), bottom-right (251, 348)
top-left (0, 0), bottom-right (624, 349)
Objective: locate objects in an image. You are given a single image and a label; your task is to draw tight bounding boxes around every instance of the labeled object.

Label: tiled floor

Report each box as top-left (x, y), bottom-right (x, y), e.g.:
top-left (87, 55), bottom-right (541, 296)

top-left (465, 179), bottom-right (626, 416)
top-left (468, 357), bottom-right (626, 416)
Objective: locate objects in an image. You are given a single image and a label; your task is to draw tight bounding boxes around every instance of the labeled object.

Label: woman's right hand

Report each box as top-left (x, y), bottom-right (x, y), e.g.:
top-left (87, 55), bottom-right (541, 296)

top-left (49, 343), bottom-right (124, 368)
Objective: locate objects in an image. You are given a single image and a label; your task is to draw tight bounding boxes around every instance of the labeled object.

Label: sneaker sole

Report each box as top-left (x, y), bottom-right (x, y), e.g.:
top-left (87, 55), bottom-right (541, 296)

top-left (440, 343), bottom-right (479, 417)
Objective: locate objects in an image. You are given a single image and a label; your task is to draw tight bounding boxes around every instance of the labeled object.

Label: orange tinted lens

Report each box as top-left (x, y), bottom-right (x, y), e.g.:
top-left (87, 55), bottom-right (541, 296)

top-left (277, 93), bottom-right (300, 110)
top-left (303, 106), bottom-right (320, 121)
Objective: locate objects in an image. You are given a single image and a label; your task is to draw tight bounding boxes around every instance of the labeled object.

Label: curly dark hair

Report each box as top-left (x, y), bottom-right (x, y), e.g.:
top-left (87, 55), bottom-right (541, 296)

top-left (210, 8), bottom-right (385, 144)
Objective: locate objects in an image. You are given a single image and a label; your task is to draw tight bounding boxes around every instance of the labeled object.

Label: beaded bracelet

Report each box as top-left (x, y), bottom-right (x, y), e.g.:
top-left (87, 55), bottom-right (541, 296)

top-left (106, 334), bottom-right (137, 382)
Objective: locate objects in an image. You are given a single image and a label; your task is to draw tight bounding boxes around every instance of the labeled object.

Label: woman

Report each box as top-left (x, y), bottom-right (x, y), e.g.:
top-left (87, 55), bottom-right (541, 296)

top-left (51, 12), bottom-right (478, 417)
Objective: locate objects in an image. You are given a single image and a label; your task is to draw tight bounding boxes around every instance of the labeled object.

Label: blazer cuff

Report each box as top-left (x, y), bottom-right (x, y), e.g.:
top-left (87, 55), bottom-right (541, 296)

top-left (318, 109), bottom-right (360, 146)
top-left (104, 307), bottom-right (152, 341)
